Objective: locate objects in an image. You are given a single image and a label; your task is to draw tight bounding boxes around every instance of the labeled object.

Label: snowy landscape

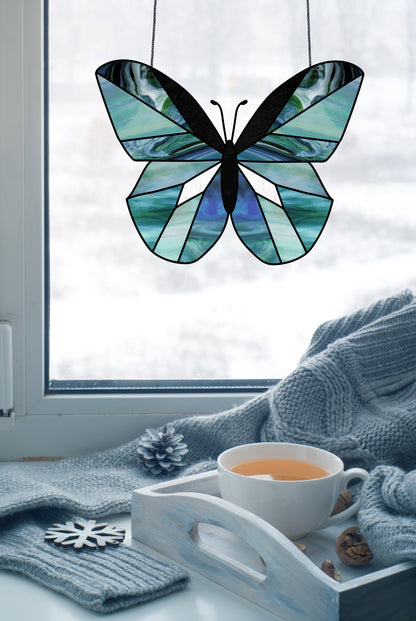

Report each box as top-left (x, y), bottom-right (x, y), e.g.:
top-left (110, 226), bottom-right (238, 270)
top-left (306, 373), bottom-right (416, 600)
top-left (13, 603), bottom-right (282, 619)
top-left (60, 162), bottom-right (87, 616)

top-left (48, 0), bottom-right (416, 382)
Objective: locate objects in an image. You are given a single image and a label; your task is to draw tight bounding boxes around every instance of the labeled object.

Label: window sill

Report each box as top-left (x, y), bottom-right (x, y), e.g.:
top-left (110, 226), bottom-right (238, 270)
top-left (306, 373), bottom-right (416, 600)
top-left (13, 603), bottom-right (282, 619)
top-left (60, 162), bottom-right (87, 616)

top-left (0, 412), bottom-right (179, 460)
top-left (0, 389), bottom-right (265, 460)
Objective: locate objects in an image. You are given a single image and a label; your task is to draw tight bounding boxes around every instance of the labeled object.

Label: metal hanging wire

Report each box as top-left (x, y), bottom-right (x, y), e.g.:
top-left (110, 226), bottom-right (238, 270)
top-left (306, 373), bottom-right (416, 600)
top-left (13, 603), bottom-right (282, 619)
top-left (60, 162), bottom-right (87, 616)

top-left (306, 0), bottom-right (312, 66)
top-left (150, 0), bottom-right (158, 66)
top-left (150, 1), bottom-right (312, 69)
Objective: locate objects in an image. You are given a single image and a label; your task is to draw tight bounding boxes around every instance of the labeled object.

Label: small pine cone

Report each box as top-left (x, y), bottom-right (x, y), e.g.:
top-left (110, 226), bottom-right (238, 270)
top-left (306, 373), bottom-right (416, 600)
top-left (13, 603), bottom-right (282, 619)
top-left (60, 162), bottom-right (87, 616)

top-left (137, 424), bottom-right (189, 476)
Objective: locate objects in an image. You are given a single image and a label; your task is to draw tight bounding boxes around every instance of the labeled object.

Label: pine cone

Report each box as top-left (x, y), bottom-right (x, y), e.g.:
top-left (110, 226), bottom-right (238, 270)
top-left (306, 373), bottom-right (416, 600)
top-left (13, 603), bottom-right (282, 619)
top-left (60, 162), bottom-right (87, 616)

top-left (136, 424), bottom-right (189, 476)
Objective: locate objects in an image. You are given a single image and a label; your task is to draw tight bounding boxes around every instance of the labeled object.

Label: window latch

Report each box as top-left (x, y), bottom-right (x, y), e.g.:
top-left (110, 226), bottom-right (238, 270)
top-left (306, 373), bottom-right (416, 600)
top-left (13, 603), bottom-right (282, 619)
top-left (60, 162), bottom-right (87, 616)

top-left (0, 322), bottom-right (15, 425)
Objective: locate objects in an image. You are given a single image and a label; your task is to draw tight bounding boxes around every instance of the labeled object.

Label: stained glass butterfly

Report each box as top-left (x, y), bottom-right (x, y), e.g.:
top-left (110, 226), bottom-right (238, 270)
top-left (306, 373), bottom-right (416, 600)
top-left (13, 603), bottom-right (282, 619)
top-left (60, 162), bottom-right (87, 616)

top-left (96, 60), bottom-right (363, 264)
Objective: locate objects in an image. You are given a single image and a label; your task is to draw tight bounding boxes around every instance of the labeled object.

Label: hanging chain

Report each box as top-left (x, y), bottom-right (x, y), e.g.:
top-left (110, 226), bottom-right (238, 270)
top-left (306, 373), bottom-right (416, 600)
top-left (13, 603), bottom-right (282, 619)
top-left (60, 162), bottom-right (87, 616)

top-left (306, 0), bottom-right (312, 66)
top-left (150, 0), bottom-right (158, 67)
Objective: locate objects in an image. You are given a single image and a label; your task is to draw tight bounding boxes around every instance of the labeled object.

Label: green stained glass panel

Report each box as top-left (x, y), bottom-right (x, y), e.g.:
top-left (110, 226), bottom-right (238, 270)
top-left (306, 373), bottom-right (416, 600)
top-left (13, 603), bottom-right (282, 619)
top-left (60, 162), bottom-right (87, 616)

top-left (278, 186), bottom-right (332, 250)
top-left (97, 61), bottom-right (192, 131)
top-left (154, 195), bottom-right (202, 261)
top-left (273, 78), bottom-right (363, 141)
top-left (122, 135), bottom-right (221, 161)
top-left (130, 162), bottom-right (218, 196)
top-left (127, 185), bottom-right (182, 249)
top-left (240, 162), bottom-right (329, 197)
top-left (257, 196), bottom-right (305, 262)
top-left (97, 76), bottom-right (188, 140)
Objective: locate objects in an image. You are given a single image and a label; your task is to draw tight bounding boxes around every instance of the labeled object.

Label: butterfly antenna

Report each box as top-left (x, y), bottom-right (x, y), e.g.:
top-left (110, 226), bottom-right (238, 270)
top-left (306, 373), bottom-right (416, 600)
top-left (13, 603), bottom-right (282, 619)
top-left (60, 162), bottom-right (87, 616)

top-left (210, 100), bottom-right (227, 141)
top-left (231, 100), bottom-right (248, 142)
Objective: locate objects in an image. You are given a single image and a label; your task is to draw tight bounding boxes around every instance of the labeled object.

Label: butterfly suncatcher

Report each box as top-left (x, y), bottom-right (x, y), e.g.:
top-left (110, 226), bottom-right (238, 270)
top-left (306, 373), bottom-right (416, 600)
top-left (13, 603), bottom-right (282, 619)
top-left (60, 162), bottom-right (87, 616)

top-left (96, 60), bottom-right (363, 264)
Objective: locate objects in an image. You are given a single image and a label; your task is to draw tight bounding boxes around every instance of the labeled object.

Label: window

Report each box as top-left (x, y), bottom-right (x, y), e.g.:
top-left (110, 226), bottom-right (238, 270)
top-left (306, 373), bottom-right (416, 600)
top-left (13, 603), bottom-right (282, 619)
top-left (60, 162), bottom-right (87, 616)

top-left (1, 0), bottom-right (416, 459)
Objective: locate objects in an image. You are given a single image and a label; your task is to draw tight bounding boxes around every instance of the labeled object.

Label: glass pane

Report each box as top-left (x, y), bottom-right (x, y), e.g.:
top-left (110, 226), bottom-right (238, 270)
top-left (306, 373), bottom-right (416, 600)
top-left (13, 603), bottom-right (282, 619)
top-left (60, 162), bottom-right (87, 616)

top-left (48, 0), bottom-right (416, 383)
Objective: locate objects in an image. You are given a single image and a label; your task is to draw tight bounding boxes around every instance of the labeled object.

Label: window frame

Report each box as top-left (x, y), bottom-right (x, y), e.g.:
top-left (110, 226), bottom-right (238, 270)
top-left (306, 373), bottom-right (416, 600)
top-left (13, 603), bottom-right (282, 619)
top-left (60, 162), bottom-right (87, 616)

top-left (0, 0), bottom-right (267, 458)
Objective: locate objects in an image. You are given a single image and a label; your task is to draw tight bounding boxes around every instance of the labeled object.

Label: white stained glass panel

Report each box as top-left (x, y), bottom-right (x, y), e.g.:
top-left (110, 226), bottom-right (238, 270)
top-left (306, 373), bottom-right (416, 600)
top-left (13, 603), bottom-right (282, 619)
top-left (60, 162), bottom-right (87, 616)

top-left (48, 0), bottom-right (416, 382)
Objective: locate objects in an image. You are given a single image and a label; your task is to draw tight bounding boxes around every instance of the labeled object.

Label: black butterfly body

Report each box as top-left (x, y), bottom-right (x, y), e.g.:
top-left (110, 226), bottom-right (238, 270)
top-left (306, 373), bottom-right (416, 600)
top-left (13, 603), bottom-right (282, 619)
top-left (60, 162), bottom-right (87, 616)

top-left (219, 140), bottom-right (239, 214)
top-left (96, 59), bottom-right (363, 264)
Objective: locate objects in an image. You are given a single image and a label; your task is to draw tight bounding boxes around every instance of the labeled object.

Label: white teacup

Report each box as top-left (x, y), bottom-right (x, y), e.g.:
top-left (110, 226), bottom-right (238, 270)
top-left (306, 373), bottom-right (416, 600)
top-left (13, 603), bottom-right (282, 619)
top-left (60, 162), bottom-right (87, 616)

top-left (217, 442), bottom-right (368, 540)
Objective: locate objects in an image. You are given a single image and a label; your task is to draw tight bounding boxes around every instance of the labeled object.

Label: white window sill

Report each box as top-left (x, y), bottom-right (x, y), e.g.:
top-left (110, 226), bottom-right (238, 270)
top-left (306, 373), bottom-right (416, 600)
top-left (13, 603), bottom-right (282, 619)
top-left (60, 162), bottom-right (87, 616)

top-left (0, 388), bottom-right (261, 460)
top-left (0, 512), bottom-right (279, 621)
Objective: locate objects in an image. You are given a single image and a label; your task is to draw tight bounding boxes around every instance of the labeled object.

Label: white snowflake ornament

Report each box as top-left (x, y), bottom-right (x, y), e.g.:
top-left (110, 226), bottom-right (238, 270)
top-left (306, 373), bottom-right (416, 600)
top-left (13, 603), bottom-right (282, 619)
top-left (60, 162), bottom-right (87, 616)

top-left (45, 519), bottom-right (125, 550)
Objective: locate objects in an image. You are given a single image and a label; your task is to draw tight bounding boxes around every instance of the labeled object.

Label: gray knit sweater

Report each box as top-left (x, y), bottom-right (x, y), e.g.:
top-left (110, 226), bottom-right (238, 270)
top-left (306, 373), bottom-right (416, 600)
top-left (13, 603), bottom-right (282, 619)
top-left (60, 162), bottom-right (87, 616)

top-left (1, 289), bottom-right (416, 611)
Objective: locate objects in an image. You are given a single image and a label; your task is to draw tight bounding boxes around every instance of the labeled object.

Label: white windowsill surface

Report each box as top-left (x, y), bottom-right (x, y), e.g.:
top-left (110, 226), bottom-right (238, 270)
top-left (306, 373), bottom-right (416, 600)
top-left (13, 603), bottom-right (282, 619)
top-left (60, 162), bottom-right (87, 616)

top-left (0, 513), bottom-right (280, 621)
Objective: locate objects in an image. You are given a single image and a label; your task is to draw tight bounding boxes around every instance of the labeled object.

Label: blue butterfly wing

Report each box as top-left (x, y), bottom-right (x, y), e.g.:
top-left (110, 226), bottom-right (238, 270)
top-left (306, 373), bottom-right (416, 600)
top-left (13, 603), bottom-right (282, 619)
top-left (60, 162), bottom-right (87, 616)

top-left (96, 60), bottom-right (227, 263)
top-left (231, 162), bottom-right (332, 264)
top-left (230, 61), bottom-right (362, 263)
top-left (127, 161), bottom-right (228, 263)
top-left (96, 60), bottom-right (223, 161)
top-left (235, 61), bottom-right (363, 162)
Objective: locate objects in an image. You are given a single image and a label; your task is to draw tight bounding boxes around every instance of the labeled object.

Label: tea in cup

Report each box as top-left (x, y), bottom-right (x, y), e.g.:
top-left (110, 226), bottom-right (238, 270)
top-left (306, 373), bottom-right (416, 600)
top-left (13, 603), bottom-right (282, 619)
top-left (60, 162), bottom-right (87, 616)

top-left (217, 442), bottom-right (368, 540)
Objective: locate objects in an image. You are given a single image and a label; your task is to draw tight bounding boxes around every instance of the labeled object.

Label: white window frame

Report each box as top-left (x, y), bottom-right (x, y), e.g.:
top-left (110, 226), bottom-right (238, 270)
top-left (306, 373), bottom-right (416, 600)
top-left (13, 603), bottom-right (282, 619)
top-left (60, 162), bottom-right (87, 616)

top-left (0, 0), bottom-right (263, 459)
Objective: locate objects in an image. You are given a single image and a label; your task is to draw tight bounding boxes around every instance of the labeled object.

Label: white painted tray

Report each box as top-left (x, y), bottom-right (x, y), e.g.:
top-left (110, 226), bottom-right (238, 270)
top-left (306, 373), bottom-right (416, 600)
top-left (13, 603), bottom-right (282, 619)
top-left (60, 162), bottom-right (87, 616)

top-left (131, 471), bottom-right (416, 621)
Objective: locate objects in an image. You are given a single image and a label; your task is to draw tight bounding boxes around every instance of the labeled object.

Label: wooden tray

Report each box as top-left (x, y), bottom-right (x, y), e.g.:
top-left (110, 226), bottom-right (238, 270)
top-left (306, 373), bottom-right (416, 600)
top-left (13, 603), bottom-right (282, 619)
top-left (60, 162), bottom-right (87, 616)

top-left (131, 470), bottom-right (416, 621)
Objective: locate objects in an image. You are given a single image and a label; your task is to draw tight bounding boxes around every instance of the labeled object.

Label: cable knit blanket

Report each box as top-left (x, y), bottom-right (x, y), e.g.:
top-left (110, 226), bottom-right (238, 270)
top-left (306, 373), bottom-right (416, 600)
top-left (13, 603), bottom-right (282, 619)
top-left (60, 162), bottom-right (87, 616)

top-left (1, 289), bottom-right (416, 611)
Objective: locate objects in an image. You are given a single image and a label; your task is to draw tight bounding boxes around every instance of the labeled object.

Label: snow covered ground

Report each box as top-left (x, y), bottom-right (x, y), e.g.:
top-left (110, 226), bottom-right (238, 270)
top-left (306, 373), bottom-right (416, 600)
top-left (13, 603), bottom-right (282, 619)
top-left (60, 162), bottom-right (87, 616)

top-left (49, 160), bottom-right (416, 381)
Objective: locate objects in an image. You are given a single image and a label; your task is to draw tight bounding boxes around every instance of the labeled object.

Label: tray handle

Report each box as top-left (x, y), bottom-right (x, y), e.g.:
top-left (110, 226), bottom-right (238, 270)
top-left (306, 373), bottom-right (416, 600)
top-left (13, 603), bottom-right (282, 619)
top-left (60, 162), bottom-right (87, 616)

top-left (132, 474), bottom-right (341, 620)
top-left (134, 486), bottom-right (323, 588)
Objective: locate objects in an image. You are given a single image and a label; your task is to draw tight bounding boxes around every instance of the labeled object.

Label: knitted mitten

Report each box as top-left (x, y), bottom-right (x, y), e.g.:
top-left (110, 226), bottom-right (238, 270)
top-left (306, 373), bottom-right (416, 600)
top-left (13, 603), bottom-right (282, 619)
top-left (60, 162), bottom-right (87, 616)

top-left (0, 508), bottom-right (188, 613)
top-left (358, 465), bottom-right (416, 565)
